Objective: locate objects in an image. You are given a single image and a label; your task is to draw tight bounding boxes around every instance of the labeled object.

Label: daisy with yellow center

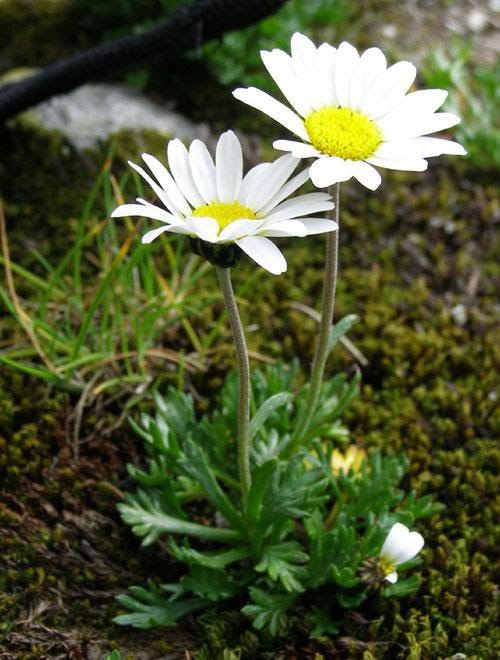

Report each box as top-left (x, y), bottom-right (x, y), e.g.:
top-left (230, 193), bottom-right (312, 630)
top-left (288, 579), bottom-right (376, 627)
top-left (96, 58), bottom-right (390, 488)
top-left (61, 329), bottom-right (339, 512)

top-left (111, 130), bottom-right (338, 274)
top-left (233, 33), bottom-right (466, 190)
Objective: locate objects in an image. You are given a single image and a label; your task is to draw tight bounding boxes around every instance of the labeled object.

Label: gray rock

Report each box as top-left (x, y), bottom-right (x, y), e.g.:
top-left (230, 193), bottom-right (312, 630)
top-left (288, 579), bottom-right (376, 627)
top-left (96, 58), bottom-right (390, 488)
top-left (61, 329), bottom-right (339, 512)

top-left (31, 82), bottom-right (197, 149)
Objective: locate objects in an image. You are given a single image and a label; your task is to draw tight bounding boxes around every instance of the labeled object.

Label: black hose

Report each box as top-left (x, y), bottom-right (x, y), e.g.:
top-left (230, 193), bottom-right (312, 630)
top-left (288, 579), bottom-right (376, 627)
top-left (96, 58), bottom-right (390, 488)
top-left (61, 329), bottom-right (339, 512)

top-left (0, 0), bottom-right (289, 123)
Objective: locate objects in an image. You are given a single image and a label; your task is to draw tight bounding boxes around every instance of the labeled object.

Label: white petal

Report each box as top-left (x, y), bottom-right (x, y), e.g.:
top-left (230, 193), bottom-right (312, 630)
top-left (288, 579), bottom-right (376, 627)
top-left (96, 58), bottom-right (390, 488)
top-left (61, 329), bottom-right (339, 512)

top-left (317, 43), bottom-right (338, 106)
top-left (236, 236), bottom-right (287, 274)
top-left (413, 136), bottom-right (466, 156)
top-left (380, 523), bottom-right (410, 561)
top-left (373, 141), bottom-right (420, 159)
top-left (335, 41), bottom-right (360, 107)
top-left (167, 139), bottom-right (204, 208)
top-left (216, 130), bottom-right (243, 202)
top-left (142, 224), bottom-right (191, 244)
top-left (128, 160), bottom-right (178, 216)
top-left (189, 140), bottom-right (218, 203)
top-left (349, 47), bottom-right (387, 110)
top-left (393, 531), bottom-right (424, 565)
top-left (290, 32), bottom-right (318, 62)
top-left (232, 87), bottom-right (309, 141)
top-left (239, 163), bottom-right (272, 207)
top-left (349, 160), bottom-right (382, 190)
top-left (258, 167), bottom-right (311, 216)
top-left (300, 217), bottom-right (339, 235)
top-left (379, 112), bottom-right (461, 140)
top-left (376, 137), bottom-right (466, 159)
top-left (367, 155), bottom-right (428, 171)
top-left (273, 140), bottom-right (320, 158)
top-left (111, 203), bottom-right (176, 223)
top-left (218, 218), bottom-right (263, 241)
top-left (309, 156), bottom-right (353, 188)
top-left (141, 226), bottom-right (170, 244)
top-left (384, 571), bottom-right (398, 584)
top-left (265, 192), bottom-right (334, 223)
top-left (137, 197), bottom-right (161, 209)
top-left (260, 219), bottom-right (308, 237)
top-left (261, 48), bottom-right (312, 117)
top-left (360, 61), bottom-right (417, 119)
top-left (186, 216), bottom-right (219, 243)
top-left (244, 154), bottom-right (299, 211)
top-left (141, 153), bottom-right (191, 216)
top-left (290, 32), bottom-right (325, 110)
top-left (381, 89), bottom-right (448, 121)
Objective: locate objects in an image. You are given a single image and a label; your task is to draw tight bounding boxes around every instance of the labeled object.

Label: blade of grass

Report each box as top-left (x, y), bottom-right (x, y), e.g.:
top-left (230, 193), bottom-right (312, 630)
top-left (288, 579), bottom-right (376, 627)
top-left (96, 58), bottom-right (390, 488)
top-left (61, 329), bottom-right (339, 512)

top-left (73, 146), bottom-right (115, 303)
top-left (1, 203), bottom-right (58, 373)
top-left (69, 224), bottom-right (140, 365)
top-left (0, 254), bottom-right (65, 297)
top-left (155, 270), bottom-right (204, 354)
top-left (0, 355), bottom-right (83, 393)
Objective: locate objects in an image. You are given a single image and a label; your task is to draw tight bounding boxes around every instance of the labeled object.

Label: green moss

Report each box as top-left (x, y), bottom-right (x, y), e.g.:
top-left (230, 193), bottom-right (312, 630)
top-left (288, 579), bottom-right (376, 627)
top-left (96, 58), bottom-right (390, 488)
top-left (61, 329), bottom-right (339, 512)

top-left (0, 0), bottom-right (81, 72)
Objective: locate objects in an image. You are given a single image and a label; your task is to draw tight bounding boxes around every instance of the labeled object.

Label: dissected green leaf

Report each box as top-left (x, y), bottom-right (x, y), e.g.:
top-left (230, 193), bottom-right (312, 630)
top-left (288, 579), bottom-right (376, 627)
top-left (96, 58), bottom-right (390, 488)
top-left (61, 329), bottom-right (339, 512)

top-left (256, 542), bottom-right (309, 592)
top-left (180, 565), bottom-right (241, 601)
top-left (336, 588), bottom-right (368, 609)
top-left (330, 565), bottom-right (359, 588)
top-left (249, 392), bottom-right (294, 441)
top-left (404, 491), bottom-right (445, 520)
top-left (169, 540), bottom-right (250, 569)
top-left (118, 490), bottom-right (240, 545)
top-left (327, 314), bottom-right (359, 354)
top-left (337, 452), bottom-right (408, 522)
top-left (309, 606), bottom-right (340, 638)
top-left (179, 440), bottom-right (244, 534)
top-left (114, 581), bottom-right (208, 629)
top-left (242, 586), bottom-right (296, 636)
top-left (381, 574), bottom-right (421, 598)
top-left (246, 459), bottom-right (278, 532)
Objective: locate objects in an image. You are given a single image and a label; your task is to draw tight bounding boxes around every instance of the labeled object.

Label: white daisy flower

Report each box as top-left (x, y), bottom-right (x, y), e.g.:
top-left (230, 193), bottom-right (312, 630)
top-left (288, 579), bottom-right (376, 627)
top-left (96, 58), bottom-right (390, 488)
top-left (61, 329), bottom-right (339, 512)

top-left (233, 33), bottom-right (466, 191)
top-left (379, 522), bottom-right (425, 584)
top-left (111, 130), bottom-right (337, 275)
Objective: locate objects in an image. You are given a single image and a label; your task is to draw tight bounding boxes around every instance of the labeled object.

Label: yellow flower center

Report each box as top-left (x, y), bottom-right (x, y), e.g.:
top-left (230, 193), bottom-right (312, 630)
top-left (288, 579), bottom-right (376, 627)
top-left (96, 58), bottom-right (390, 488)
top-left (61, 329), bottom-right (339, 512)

top-left (305, 107), bottom-right (382, 160)
top-left (379, 557), bottom-right (397, 577)
top-left (192, 201), bottom-right (256, 230)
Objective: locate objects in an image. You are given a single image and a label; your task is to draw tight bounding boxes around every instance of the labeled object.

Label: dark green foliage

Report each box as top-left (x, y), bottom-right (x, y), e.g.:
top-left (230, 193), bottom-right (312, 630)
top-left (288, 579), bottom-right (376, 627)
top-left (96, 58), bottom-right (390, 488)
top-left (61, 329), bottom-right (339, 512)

top-left (202, 0), bottom-right (352, 90)
top-left (422, 41), bottom-right (500, 171)
top-left (116, 362), bottom-right (438, 636)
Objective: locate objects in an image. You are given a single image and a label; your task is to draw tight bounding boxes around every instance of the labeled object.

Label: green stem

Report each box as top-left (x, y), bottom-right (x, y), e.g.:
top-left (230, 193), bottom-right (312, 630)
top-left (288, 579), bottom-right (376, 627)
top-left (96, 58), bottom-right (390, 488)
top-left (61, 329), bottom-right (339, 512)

top-left (290, 183), bottom-right (340, 451)
top-left (216, 266), bottom-right (251, 504)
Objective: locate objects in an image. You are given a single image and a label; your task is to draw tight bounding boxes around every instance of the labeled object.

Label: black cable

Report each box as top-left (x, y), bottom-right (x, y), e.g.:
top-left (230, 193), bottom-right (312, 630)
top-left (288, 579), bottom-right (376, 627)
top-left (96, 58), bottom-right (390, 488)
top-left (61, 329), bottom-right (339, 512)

top-left (0, 0), bottom-right (289, 123)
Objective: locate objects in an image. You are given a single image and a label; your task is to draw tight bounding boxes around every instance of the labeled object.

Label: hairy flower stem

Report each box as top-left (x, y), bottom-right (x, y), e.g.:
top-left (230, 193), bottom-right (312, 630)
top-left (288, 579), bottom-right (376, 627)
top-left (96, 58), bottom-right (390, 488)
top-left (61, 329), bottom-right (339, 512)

top-left (289, 183), bottom-right (340, 453)
top-left (216, 266), bottom-right (251, 505)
